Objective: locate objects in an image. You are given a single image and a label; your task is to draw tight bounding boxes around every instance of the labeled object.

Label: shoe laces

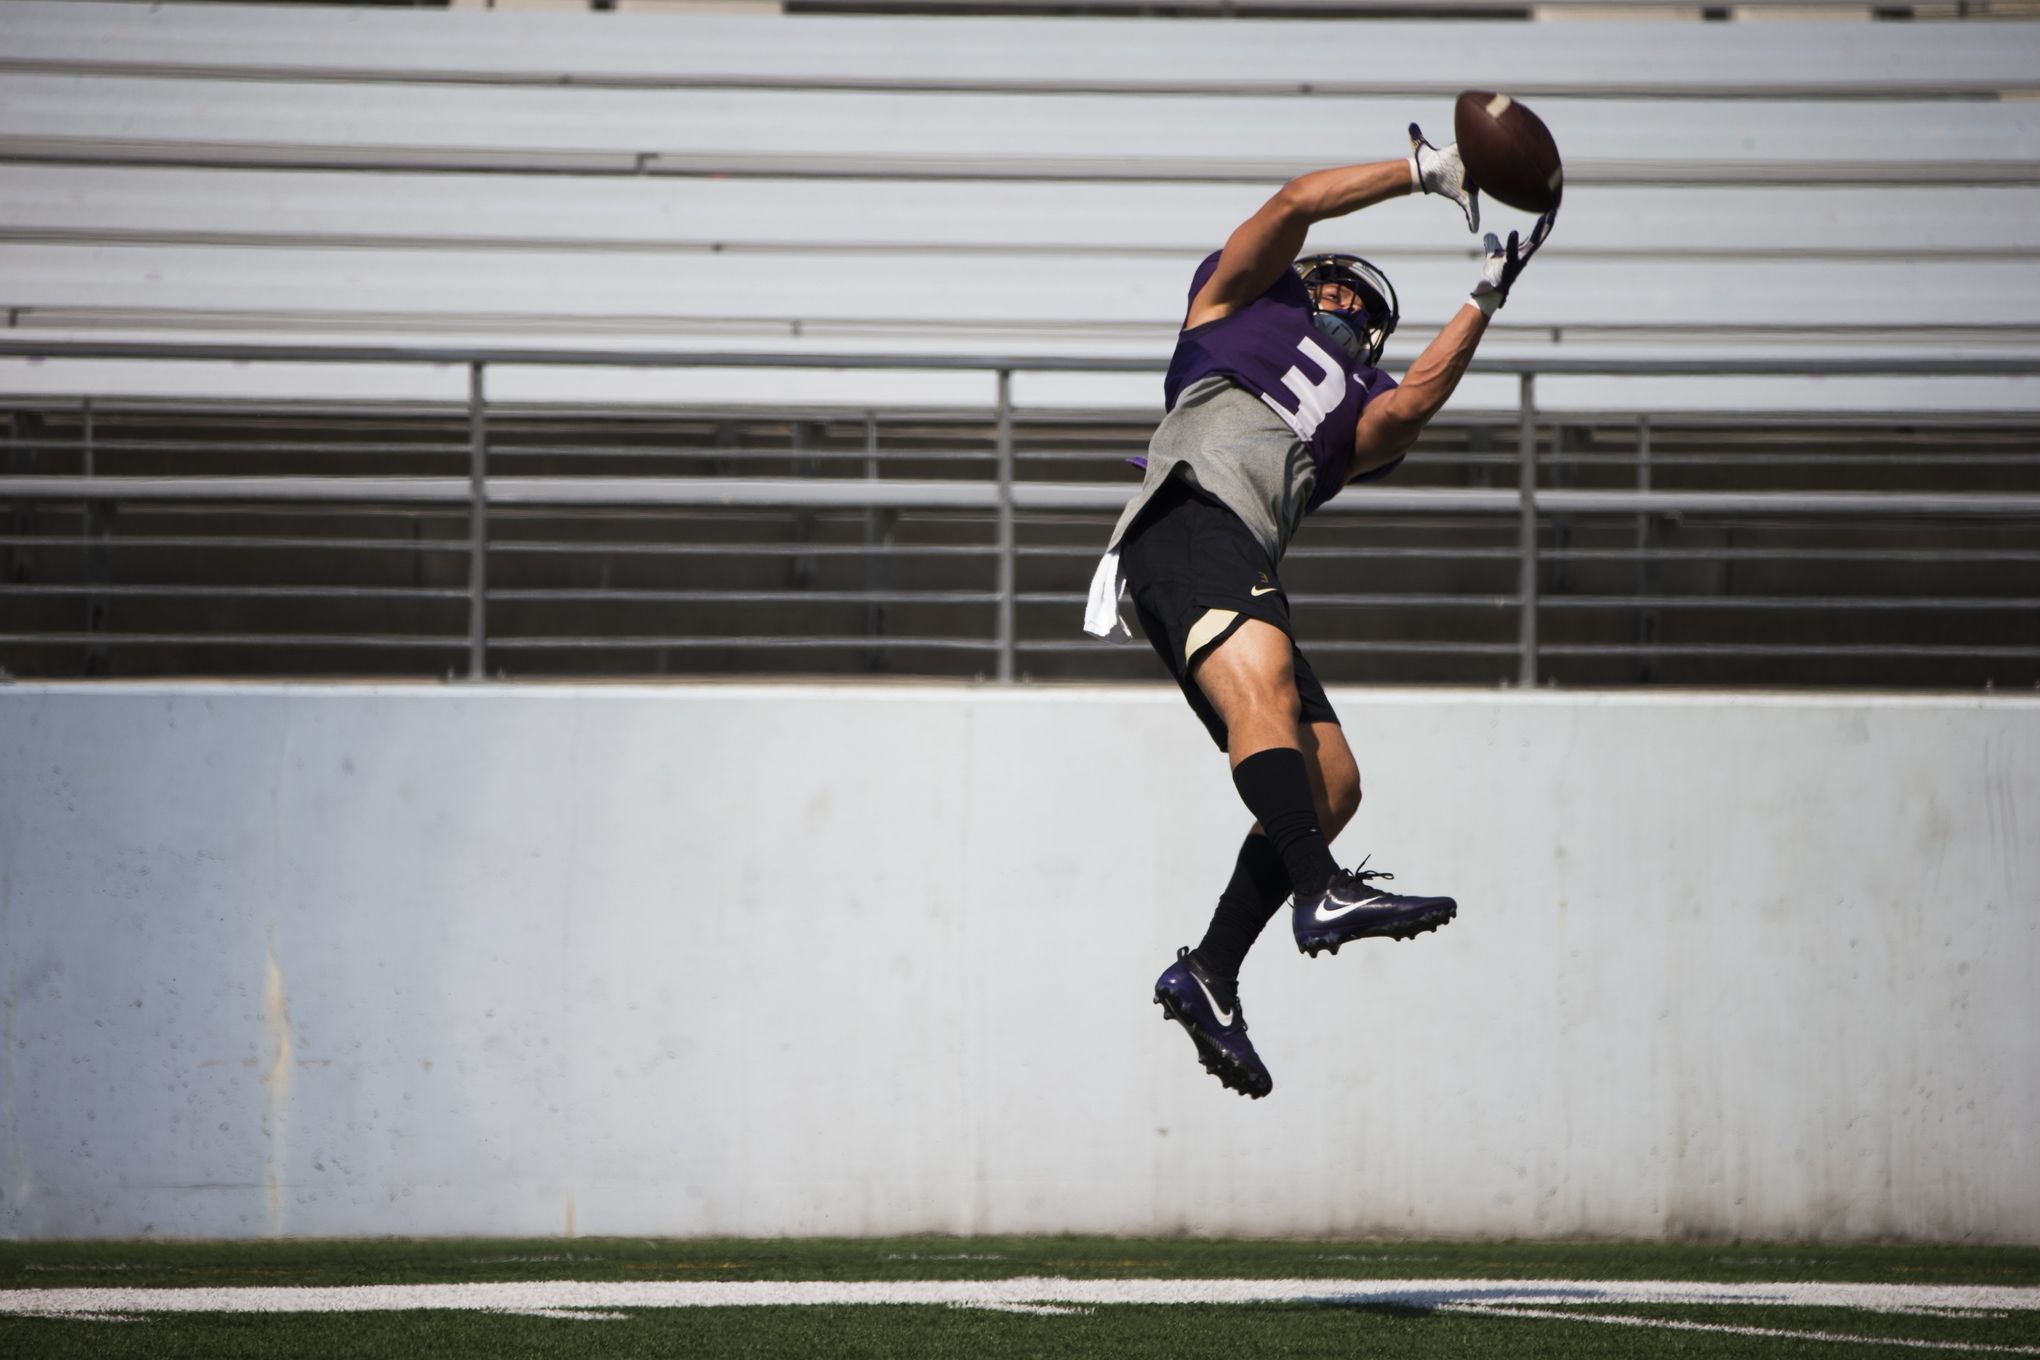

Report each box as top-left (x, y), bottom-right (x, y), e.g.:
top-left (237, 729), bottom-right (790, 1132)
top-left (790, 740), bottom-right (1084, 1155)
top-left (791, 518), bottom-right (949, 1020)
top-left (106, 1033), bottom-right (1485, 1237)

top-left (1344, 854), bottom-right (1396, 889)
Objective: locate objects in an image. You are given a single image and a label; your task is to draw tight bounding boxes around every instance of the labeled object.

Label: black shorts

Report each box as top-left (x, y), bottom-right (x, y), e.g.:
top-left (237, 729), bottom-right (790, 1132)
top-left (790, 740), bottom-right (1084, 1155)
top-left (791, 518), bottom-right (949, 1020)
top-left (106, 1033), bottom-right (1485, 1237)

top-left (1118, 475), bottom-right (1339, 751)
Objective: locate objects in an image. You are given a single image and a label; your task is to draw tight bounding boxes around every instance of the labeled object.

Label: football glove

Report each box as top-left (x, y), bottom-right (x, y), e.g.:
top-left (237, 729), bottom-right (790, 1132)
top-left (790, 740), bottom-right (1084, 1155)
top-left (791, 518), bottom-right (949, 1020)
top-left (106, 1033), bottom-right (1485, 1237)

top-left (1469, 207), bottom-right (1557, 318)
top-left (1408, 122), bottom-right (1478, 234)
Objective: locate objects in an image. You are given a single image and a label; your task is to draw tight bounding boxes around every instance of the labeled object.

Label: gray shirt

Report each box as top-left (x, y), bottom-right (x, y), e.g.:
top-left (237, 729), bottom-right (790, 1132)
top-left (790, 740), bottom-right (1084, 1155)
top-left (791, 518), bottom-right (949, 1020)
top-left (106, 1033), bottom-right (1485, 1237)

top-left (1106, 375), bottom-right (1318, 564)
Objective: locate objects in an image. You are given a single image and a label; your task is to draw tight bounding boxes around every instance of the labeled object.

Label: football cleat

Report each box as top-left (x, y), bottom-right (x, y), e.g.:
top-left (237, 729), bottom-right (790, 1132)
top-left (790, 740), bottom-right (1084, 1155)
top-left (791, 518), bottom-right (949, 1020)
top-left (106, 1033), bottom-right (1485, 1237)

top-left (1153, 947), bottom-right (1272, 1100)
top-left (1293, 858), bottom-right (1457, 957)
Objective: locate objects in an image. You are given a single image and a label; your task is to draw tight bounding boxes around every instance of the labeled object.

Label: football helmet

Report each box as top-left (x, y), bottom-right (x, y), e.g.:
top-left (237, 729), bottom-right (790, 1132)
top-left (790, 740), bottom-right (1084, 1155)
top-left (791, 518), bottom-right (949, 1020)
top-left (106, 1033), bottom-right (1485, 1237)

top-left (1295, 252), bottom-right (1399, 368)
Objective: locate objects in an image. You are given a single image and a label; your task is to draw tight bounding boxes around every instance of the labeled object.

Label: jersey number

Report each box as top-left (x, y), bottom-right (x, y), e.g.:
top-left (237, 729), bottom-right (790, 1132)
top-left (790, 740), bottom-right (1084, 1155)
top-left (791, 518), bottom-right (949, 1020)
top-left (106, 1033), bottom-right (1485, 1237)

top-left (1259, 336), bottom-right (1346, 440)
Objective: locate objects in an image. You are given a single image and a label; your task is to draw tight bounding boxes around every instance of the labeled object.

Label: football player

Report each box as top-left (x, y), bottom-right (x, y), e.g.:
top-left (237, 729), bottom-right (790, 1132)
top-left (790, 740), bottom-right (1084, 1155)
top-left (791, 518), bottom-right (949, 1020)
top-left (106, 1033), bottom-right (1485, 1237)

top-left (1083, 126), bottom-right (1556, 1098)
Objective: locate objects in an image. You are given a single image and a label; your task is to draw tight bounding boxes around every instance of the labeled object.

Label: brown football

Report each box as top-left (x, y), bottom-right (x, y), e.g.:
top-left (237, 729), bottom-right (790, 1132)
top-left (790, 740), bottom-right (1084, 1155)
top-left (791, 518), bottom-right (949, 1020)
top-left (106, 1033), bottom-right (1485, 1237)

top-left (1453, 89), bottom-right (1564, 214)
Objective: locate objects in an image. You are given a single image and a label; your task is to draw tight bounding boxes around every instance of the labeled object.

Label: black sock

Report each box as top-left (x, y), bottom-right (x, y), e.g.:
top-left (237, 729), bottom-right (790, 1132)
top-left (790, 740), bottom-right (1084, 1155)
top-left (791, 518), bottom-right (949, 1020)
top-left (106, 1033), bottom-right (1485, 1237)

top-left (1230, 747), bottom-right (1338, 897)
top-left (1194, 833), bottom-right (1294, 984)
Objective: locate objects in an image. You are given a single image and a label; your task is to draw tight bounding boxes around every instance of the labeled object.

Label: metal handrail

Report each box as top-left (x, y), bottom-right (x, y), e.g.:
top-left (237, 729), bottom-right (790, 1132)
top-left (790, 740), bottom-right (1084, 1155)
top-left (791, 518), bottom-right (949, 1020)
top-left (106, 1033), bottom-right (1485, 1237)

top-left (5, 337), bottom-right (2039, 377)
top-left (21, 535), bottom-right (2038, 565)
top-left (10, 477), bottom-right (2040, 519)
top-left (6, 339), bottom-right (2039, 686)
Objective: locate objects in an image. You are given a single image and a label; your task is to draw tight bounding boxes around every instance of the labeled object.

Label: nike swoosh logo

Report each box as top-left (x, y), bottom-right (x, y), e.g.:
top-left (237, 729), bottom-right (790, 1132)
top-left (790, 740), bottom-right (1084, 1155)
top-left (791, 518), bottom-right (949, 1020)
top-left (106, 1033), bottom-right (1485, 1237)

top-left (1250, 585), bottom-right (1277, 597)
top-left (1192, 974), bottom-right (1236, 1027)
top-left (1314, 893), bottom-right (1387, 923)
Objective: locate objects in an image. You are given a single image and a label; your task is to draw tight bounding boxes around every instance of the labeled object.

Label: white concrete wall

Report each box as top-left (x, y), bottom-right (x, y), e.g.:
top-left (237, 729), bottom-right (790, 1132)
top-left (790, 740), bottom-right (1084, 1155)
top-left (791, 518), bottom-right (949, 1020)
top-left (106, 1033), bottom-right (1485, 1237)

top-left (1, 682), bottom-right (2034, 1242)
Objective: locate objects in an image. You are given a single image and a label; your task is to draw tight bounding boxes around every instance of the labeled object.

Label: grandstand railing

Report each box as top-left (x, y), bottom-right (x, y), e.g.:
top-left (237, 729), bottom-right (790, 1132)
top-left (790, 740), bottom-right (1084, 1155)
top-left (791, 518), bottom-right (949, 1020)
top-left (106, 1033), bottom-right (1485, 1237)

top-left (4, 338), bottom-right (2039, 687)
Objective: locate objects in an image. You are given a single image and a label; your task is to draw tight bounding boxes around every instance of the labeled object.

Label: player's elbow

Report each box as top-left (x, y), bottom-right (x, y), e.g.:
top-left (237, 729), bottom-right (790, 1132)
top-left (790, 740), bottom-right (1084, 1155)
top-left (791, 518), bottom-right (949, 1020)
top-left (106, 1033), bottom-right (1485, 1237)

top-left (1374, 394), bottom-right (1431, 447)
top-left (1270, 178), bottom-right (1325, 226)
top-left (1352, 399), bottom-right (1426, 474)
top-left (1352, 437), bottom-right (1415, 481)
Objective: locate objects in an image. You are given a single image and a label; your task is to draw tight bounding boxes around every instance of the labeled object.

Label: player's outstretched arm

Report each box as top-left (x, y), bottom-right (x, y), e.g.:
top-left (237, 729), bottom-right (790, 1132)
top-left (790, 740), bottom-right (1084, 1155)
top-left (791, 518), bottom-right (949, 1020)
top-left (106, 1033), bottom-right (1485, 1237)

top-left (1349, 304), bottom-right (1487, 477)
top-left (1350, 210), bottom-right (1557, 478)
top-left (1184, 160), bottom-right (1413, 330)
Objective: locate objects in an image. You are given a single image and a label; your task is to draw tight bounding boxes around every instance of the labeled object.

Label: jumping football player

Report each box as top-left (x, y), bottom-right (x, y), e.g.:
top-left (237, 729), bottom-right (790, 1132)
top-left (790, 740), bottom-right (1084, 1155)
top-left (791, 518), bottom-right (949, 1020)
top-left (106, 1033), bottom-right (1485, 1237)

top-left (1083, 126), bottom-right (1556, 1098)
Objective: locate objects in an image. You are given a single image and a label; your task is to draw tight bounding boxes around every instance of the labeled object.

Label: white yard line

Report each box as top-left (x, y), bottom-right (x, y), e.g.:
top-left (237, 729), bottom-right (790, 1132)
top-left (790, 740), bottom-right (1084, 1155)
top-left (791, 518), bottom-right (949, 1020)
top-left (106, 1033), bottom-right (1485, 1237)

top-left (3, 1278), bottom-right (2039, 1319)
top-left (1440, 1303), bottom-right (2040, 1355)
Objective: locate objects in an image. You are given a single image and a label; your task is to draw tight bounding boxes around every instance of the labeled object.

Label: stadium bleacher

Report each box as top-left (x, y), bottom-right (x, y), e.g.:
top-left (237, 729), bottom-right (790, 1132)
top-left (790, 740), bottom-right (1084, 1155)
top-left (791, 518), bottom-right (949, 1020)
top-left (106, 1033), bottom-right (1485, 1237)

top-left (3, 4), bottom-right (2037, 391)
top-left (1, 0), bottom-right (2036, 684)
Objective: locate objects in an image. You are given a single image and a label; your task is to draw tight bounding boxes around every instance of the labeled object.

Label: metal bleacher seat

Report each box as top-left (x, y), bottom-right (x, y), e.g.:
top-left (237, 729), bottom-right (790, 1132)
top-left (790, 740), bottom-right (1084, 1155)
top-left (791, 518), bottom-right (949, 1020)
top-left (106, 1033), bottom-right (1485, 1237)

top-left (1, 0), bottom-right (2037, 416)
top-left (6, 1), bottom-right (2034, 94)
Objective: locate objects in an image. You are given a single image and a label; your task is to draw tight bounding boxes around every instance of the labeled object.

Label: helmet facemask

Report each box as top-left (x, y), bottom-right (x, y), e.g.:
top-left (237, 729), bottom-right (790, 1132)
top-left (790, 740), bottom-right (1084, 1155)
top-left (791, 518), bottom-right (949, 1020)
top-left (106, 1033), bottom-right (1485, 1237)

top-left (1295, 253), bottom-right (1400, 368)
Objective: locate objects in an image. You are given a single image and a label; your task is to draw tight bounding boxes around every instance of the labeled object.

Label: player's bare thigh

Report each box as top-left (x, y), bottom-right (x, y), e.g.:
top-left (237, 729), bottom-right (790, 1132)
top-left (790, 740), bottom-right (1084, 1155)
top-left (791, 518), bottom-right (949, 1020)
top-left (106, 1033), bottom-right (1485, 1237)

top-left (1192, 618), bottom-right (1301, 766)
top-left (1192, 619), bottom-right (1363, 834)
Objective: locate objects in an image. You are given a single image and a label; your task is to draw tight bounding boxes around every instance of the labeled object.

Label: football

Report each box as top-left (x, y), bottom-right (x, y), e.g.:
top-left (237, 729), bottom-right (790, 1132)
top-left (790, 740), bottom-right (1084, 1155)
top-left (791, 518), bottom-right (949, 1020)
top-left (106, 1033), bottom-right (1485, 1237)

top-left (1453, 89), bottom-right (1564, 214)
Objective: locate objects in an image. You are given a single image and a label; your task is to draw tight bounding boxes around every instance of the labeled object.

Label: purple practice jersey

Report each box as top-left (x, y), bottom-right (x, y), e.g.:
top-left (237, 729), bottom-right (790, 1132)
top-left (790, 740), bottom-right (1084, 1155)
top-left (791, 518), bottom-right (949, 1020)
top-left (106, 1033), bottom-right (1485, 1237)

top-left (1162, 250), bottom-right (1401, 511)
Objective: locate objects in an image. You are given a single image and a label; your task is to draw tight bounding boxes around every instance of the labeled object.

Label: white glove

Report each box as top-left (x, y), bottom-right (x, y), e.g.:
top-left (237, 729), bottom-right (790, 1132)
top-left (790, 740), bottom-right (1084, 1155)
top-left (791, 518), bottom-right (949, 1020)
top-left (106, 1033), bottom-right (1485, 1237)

top-left (1408, 122), bottom-right (1478, 234)
top-left (1469, 207), bottom-right (1557, 318)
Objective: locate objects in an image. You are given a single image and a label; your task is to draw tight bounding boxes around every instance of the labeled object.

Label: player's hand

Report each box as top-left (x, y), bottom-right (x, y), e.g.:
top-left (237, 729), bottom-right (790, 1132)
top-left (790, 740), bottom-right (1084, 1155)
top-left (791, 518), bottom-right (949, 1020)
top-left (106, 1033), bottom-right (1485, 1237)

top-left (1470, 205), bottom-right (1557, 315)
top-left (1408, 122), bottom-right (1479, 234)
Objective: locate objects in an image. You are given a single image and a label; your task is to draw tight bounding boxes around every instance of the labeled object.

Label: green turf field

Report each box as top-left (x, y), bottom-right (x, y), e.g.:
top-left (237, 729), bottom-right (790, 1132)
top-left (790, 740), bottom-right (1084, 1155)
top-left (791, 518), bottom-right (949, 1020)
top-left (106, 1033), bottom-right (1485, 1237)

top-left (4, 1236), bottom-right (2037, 1358)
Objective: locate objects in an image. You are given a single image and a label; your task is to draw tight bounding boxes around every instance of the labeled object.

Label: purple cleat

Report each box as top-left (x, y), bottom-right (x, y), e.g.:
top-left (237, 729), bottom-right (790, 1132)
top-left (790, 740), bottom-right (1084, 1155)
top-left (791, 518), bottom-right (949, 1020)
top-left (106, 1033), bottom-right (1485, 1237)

top-left (1293, 858), bottom-right (1457, 958)
top-left (1153, 947), bottom-right (1272, 1099)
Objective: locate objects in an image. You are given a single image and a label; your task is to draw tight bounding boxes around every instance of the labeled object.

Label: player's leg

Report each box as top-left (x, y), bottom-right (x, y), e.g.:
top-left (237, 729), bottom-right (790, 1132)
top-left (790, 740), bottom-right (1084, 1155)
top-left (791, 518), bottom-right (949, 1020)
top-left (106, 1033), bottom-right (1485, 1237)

top-left (1199, 629), bottom-right (1456, 958)
top-left (1152, 710), bottom-right (1365, 1101)
top-left (1154, 634), bottom-right (1361, 1099)
top-left (1117, 480), bottom-right (1347, 907)
top-left (1193, 720), bottom-right (1358, 986)
top-left (1122, 485), bottom-right (1301, 1098)
top-left (1284, 655), bottom-right (1456, 957)
top-left (1303, 716), bottom-right (1363, 840)
top-left (1143, 619), bottom-right (1296, 1099)
top-left (1192, 619), bottom-right (1342, 897)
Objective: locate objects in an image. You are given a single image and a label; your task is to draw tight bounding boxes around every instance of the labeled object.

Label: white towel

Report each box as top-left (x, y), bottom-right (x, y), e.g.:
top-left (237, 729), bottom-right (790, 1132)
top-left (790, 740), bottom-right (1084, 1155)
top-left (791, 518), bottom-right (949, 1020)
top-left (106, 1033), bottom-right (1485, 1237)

top-left (1083, 549), bottom-right (1129, 639)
